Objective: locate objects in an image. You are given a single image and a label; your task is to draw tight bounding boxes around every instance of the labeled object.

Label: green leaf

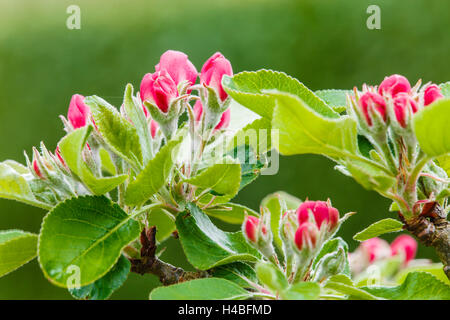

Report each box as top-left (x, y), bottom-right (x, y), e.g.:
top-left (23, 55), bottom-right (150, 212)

top-left (270, 92), bottom-right (358, 157)
top-left (59, 126), bottom-right (128, 195)
top-left (363, 272), bottom-right (450, 300)
top-left (0, 230), bottom-right (38, 277)
top-left (261, 191), bottom-right (302, 210)
top-left (38, 196), bottom-right (140, 288)
top-left (125, 136), bottom-right (182, 206)
top-left (85, 96), bottom-right (143, 167)
top-left (185, 161), bottom-right (241, 197)
top-left (315, 89), bottom-right (351, 113)
top-left (222, 70), bottom-right (338, 120)
top-left (69, 254), bottom-right (130, 300)
top-left (212, 262), bottom-right (257, 288)
top-left (353, 218), bottom-right (403, 241)
top-left (204, 203), bottom-right (259, 225)
top-left (150, 278), bottom-right (251, 300)
top-left (324, 274), bottom-right (381, 300)
top-left (413, 98), bottom-right (450, 157)
top-left (228, 117), bottom-right (272, 155)
top-left (281, 282), bottom-right (321, 300)
top-left (260, 194), bottom-right (284, 251)
top-left (176, 203), bottom-right (260, 270)
top-left (99, 148), bottom-right (117, 175)
top-left (312, 237), bottom-right (350, 277)
top-left (0, 162), bottom-right (52, 210)
top-left (436, 155), bottom-right (450, 176)
top-left (255, 261), bottom-right (288, 292)
top-left (122, 84), bottom-right (153, 165)
top-left (395, 263), bottom-right (450, 285)
top-left (227, 145), bottom-right (264, 191)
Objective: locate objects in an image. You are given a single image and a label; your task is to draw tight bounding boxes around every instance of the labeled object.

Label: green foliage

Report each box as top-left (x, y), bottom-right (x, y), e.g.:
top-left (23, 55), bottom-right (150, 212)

top-left (227, 145), bottom-right (264, 191)
top-left (324, 274), bottom-right (381, 300)
top-left (413, 98), bottom-right (450, 157)
top-left (315, 89), bottom-right (351, 113)
top-left (0, 162), bottom-right (52, 210)
top-left (125, 136), bottom-right (182, 205)
top-left (0, 230), bottom-right (38, 277)
top-left (148, 208), bottom-right (176, 243)
top-left (38, 196), bottom-right (140, 288)
top-left (280, 282), bottom-right (321, 300)
top-left (59, 126), bottom-right (127, 195)
top-left (211, 262), bottom-right (257, 288)
top-left (69, 255), bottom-right (130, 300)
top-left (176, 203), bottom-right (260, 270)
top-left (364, 272), bottom-right (450, 300)
top-left (204, 203), bottom-right (259, 225)
top-left (150, 278), bottom-right (251, 300)
top-left (353, 218), bottom-right (404, 241)
top-left (255, 261), bottom-right (288, 292)
top-left (222, 70), bottom-right (338, 120)
top-left (312, 237), bottom-right (350, 277)
top-left (395, 263), bottom-right (450, 285)
top-left (86, 96), bottom-right (143, 167)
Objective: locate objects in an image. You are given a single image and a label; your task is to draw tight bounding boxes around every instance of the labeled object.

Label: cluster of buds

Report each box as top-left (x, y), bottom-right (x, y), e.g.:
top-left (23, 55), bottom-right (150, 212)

top-left (350, 74), bottom-right (443, 134)
top-left (349, 234), bottom-right (418, 275)
top-left (243, 199), bottom-right (342, 280)
top-left (139, 50), bottom-right (233, 140)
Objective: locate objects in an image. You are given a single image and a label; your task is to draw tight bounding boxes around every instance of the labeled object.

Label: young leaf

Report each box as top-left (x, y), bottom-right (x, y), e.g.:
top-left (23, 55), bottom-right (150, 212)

top-left (222, 70), bottom-right (338, 120)
top-left (122, 84), bottom-right (153, 164)
top-left (211, 262), bottom-right (257, 288)
top-left (204, 203), bottom-right (259, 225)
top-left (261, 191), bottom-right (302, 210)
top-left (315, 89), bottom-right (352, 113)
top-left (312, 237), bottom-right (350, 277)
top-left (147, 207), bottom-right (176, 243)
top-left (324, 274), bottom-right (381, 300)
top-left (0, 230), bottom-right (38, 278)
top-left (125, 136), bottom-right (182, 206)
top-left (413, 98), bottom-right (450, 157)
top-left (363, 272), bottom-right (450, 300)
top-left (69, 255), bottom-right (130, 300)
top-left (185, 161), bottom-right (241, 197)
top-left (270, 92), bottom-right (358, 157)
top-left (38, 196), bottom-right (140, 288)
top-left (85, 96), bottom-right (143, 167)
top-left (353, 218), bottom-right (404, 242)
top-left (150, 278), bottom-right (251, 300)
top-left (0, 162), bottom-right (52, 210)
top-left (395, 263), bottom-right (450, 285)
top-left (260, 194), bottom-right (284, 251)
top-left (228, 117), bottom-right (272, 155)
top-left (255, 261), bottom-right (288, 292)
top-left (227, 145), bottom-right (264, 190)
top-left (176, 203), bottom-right (260, 270)
top-left (281, 282), bottom-right (321, 300)
top-left (59, 126), bottom-right (128, 195)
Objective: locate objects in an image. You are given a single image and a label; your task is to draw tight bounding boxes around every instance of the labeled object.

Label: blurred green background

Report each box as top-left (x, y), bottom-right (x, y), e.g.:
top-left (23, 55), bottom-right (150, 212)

top-left (0, 0), bottom-right (449, 299)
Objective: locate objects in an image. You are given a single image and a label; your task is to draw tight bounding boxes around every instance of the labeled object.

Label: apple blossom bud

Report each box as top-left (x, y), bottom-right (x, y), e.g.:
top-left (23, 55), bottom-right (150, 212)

top-left (32, 159), bottom-right (43, 179)
top-left (424, 84), bottom-right (443, 106)
top-left (358, 92), bottom-right (387, 126)
top-left (150, 119), bottom-right (159, 139)
top-left (200, 52), bottom-right (233, 101)
top-left (297, 200), bottom-right (339, 231)
top-left (393, 92), bottom-right (418, 128)
top-left (378, 74), bottom-right (411, 97)
top-left (244, 216), bottom-right (266, 243)
top-left (193, 100), bottom-right (231, 130)
top-left (360, 237), bottom-right (391, 263)
top-left (68, 94), bottom-right (90, 129)
top-left (55, 147), bottom-right (67, 167)
top-left (390, 234), bottom-right (417, 264)
top-left (294, 222), bottom-right (318, 250)
top-left (155, 50), bottom-right (198, 87)
top-left (140, 70), bottom-right (178, 113)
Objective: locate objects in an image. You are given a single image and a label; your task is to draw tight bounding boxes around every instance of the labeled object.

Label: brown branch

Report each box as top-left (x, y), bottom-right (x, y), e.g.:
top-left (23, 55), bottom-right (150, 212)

top-left (399, 202), bottom-right (450, 280)
top-left (129, 227), bottom-right (209, 285)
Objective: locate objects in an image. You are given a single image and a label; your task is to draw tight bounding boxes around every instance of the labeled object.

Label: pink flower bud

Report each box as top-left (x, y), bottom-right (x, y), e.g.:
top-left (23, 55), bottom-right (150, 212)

top-left (155, 50), bottom-right (198, 87)
top-left (297, 200), bottom-right (339, 231)
top-left (390, 234), bottom-right (417, 264)
top-left (358, 92), bottom-right (387, 126)
top-left (140, 71), bottom-right (178, 113)
top-left (360, 237), bottom-right (391, 263)
top-left (32, 160), bottom-right (43, 179)
top-left (244, 216), bottom-right (266, 243)
top-left (193, 100), bottom-right (231, 130)
top-left (68, 94), bottom-right (90, 129)
top-left (294, 222), bottom-right (318, 250)
top-left (393, 92), bottom-right (418, 128)
top-left (424, 84), bottom-right (443, 106)
top-left (150, 119), bottom-right (159, 139)
top-left (378, 74), bottom-right (411, 97)
top-left (200, 52), bottom-right (233, 101)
